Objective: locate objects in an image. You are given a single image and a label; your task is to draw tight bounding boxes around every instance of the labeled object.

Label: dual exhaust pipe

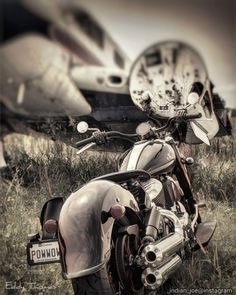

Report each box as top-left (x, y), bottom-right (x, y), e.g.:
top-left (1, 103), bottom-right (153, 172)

top-left (142, 255), bottom-right (182, 289)
top-left (141, 232), bottom-right (184, 289)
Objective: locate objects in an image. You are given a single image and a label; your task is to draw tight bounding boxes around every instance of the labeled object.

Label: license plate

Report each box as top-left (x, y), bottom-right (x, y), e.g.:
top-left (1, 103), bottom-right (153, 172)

top-left (27, 240), bottom-right (61, 266)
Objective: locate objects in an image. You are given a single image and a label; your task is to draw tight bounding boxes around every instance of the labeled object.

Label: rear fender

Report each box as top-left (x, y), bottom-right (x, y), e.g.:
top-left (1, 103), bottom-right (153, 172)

top-left (58, 180), bottom-right (139, 279)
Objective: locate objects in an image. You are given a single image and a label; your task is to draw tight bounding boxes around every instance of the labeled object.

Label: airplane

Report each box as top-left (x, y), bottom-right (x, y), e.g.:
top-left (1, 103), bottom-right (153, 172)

top-left (0, 0), bottom-right (232, 167)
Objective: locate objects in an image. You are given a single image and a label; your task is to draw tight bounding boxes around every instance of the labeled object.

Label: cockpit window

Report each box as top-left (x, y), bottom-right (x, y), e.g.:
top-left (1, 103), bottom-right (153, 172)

top-left (145, 50), bottom-right (162, 67)
top-left (114, 50), bottom-right (124, 69)
top-left (50, 26), bottom-right (102, 65)
top-left (201, 91), bottom-right (212, 118)
top-left (172, 48), bottom-right (178, 65)
top-left (191, 82), bottom-right (204, 96)
top-left (74, 11), bottom-right (104, 48)
top-left (191, 82), bottom-right (212, 118)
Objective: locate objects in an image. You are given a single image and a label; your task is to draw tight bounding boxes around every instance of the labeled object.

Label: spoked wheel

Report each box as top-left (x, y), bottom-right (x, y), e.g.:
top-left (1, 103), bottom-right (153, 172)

top-left (115, 233), bottom-right (143, 294)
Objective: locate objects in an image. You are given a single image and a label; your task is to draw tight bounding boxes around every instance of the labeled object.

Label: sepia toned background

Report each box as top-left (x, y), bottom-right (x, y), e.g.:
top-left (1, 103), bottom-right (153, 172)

top-left (76, 0), bottom-right (236, 108)
top-left (0, 0), bottom-right (235, 294)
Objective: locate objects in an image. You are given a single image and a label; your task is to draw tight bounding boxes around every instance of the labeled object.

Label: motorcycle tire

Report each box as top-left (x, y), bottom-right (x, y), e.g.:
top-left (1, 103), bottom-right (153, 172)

top-left (71, 265), bottom-right (115, 295)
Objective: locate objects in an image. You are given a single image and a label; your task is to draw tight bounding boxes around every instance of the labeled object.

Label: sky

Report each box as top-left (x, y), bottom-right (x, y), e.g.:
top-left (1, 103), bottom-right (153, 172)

top-left (75, 0), bottom-right (236, 108)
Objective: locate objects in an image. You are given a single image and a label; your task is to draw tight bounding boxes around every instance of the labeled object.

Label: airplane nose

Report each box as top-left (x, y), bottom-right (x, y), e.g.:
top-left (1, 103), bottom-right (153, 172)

top-left (67, 88), bottom-right (92, 116)
top-left (50, 71), bottom-right (92, 116)
top-left (78, 97), bottom-right (91, 115)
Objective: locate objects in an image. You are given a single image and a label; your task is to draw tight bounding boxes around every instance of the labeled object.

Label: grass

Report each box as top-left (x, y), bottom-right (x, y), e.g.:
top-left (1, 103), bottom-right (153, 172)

top-left (0, 125), bottom-right (235, 294)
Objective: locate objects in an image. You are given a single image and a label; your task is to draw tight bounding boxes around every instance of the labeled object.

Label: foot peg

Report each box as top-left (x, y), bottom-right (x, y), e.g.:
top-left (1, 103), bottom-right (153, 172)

top-left (195, 221), bottom-right (216, 248)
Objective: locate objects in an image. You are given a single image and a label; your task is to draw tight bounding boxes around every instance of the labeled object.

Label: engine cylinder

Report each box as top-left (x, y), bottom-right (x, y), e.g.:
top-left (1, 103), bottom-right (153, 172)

top-left (145, 207), bottom-right (161, 240)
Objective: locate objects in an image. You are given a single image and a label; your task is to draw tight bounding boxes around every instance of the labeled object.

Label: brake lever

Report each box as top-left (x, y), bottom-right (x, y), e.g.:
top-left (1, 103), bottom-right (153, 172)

top-left (77, 142), bottom-right (96, 155)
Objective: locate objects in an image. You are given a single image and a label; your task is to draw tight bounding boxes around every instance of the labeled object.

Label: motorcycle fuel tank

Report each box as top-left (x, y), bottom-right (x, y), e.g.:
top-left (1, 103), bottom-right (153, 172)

top-left (119, 140), bottom-right (176, 176)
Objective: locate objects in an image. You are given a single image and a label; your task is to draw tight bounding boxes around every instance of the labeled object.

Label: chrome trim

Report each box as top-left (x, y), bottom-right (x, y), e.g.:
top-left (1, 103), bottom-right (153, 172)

top-left (142, 255), bottom-right (182, 289)
top-left (127, 141), bottom-right (150, 170)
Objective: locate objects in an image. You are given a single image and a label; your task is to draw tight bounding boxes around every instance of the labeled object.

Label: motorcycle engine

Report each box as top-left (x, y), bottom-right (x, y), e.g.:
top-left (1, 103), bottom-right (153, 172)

top-left (141, 178), bottom-right (166, 207)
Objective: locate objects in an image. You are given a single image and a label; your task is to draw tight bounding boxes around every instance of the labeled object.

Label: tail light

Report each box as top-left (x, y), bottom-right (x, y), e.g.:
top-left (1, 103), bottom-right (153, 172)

top-left (43, 219), bottom-right (58, 234)
top-left (110, 204), bottom-right (126, 219)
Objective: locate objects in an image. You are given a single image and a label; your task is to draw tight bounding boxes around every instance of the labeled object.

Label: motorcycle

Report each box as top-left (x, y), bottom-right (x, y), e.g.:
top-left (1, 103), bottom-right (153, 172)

top-left (27, 112), bottom-right (216, 294)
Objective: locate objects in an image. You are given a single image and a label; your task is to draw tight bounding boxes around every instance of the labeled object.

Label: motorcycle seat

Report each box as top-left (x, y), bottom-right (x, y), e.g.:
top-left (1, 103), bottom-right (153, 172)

top-left (91, 169), bottom-right (151, 183)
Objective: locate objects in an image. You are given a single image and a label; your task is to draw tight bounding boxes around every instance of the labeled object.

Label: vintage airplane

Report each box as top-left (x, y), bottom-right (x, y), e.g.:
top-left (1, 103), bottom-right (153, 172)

top-left (0, 0), bottom-right (232, 167)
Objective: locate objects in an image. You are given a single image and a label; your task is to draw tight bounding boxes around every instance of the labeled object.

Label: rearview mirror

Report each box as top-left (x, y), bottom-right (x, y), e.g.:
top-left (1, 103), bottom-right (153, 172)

top-left (77, 121), bottom-right (89, 134)
top-left (187, 92), bottom-right (200, 105)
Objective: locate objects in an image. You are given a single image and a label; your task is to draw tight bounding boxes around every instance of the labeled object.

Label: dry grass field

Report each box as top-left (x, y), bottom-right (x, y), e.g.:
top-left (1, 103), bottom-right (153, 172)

top-left (0, 122), bottom-right (235, 294)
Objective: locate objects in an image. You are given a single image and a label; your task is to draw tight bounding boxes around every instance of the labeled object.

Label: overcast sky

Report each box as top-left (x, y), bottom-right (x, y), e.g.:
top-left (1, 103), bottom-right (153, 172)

top-left (75, 0), bottom-right (236, 107)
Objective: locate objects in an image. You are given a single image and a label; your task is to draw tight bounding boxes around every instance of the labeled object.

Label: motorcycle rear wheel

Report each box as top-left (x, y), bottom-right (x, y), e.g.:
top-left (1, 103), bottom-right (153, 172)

top-left (71, 266), bottom-right (115, 295)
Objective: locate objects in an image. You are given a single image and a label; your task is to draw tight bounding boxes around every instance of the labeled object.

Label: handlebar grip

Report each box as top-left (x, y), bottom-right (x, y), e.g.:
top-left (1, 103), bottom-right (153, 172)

top-left (76, 131), bottom-right (137, 148)
top-left (75, 136), bottom-right (95, 148)
top-left (184, 113), bottom-right (202, 120)
top-left (107, 131), bottom-right (138, 139)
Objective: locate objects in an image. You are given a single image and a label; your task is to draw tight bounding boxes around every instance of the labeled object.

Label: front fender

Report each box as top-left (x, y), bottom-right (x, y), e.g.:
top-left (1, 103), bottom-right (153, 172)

top-left (58, 180), bottom-right (139, 279)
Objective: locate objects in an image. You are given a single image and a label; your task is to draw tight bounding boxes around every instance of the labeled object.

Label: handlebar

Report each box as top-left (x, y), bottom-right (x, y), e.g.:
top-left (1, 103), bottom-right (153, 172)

top-left (76, 136), bottom-right (96, 148)
top-left (106, 131), bottom-right (138, 139)
top-left (76, 131), bottom-right (138, 148)
top-left (75, 113), bottom-right (202, 148)
top-left (152, 112), bottom-right (202, 133)
top-left (183, 113), bottom-right (202, 120)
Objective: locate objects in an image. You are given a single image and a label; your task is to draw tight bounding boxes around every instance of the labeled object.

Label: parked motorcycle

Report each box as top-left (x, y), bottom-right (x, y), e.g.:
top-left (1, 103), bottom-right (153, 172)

top-left (27, 112), bottom-right (216, 294)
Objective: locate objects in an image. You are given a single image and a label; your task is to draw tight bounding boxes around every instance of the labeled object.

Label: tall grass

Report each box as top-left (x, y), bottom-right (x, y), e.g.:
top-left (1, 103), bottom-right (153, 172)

top-left (2, 134), bottom-right (118, 195)
top-left (1, 135), bottom-right (118, 294)
top-left (191, 135), bottom-right (236, 202)
top-left (0, 130), bottom-right (235, 294)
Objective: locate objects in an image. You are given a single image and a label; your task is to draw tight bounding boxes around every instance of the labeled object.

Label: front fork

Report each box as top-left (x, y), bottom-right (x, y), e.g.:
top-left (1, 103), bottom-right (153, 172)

top-left (167, 138), bottom-right (198, 215)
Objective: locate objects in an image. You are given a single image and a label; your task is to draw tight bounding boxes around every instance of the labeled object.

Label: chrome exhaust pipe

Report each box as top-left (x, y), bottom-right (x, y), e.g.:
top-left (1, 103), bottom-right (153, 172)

top-left (142, 255), bottom-right (182, 290)
top-left (141, 232), bottom-right (184, 267)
